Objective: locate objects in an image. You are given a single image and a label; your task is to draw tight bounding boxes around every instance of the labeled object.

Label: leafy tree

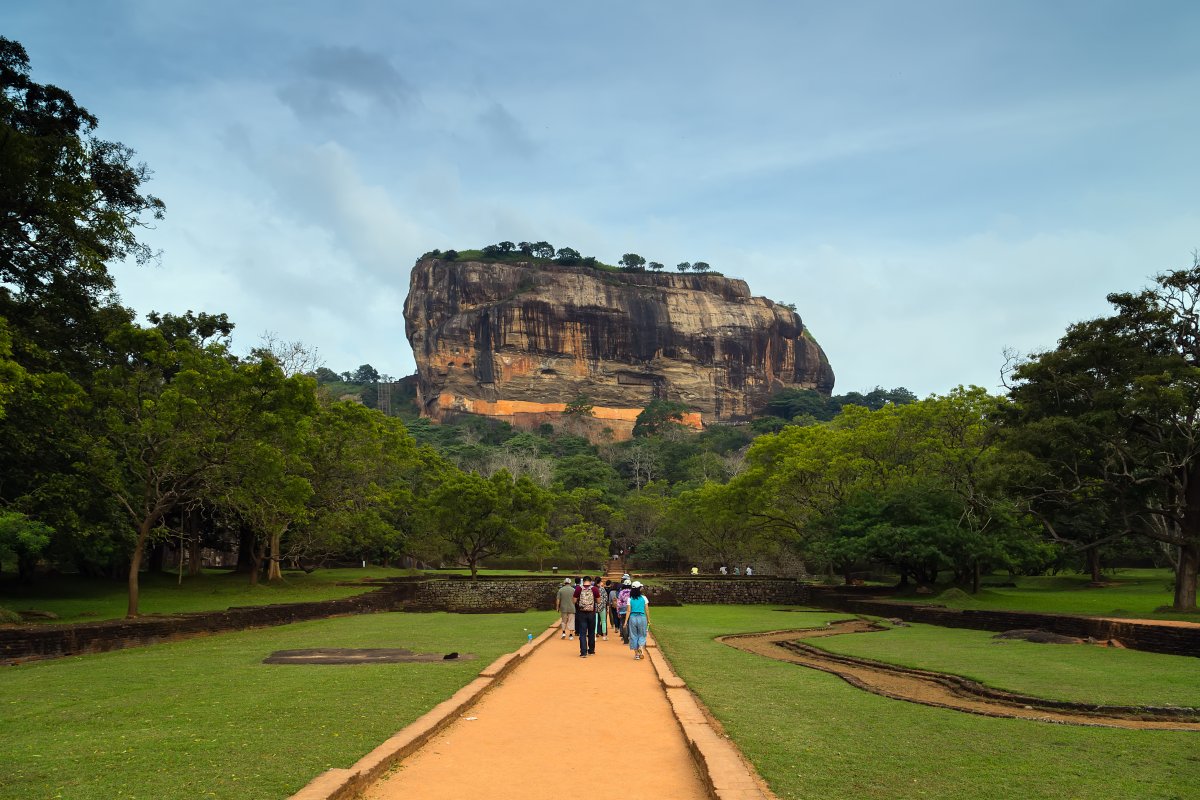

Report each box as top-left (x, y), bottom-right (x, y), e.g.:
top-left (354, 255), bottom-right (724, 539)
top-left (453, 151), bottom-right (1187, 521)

top-left (692, 261), bottom-right (711, 272)
top-left (443, 249), bottom-right (459, 260)
top-left (417, 470), bottom-right (551, 579)
top-left (564, 395), bottom-right (594, 417)
top-left (517, 241), bottom-right (534, 256)
top-left (632, 399), bottom-right (689, 438)
top-left (89, 318), bottom-right (314, 614)
top-left (314, 366), bottom-right (340, 384)
top-left (554, 247), bottom-right (582, 265)
top-left (0, 510), bottom-right (52, 580)
top-left (353, 363), bottom-right (380, 384)
top-left (532, 241), bottom-right (555, 259)
top-left (497, 241), bottom-right (515, 253)
top-left (668, 482), bottom-right (761, 567)
top-left (553, 454), bottom-right (623, 499)
top-left (647, 262), bottom-right (664, 272)
top-left (676, 262), bottom-right (692, 273)
top-left (1004, 260), bottom-right (1200, 609)
top-left (619, 253), bottom-right (646, 271)
top-left (0, 36), bottom-right (164, 378)
top-left (558, 521), bottom-right (608, 569)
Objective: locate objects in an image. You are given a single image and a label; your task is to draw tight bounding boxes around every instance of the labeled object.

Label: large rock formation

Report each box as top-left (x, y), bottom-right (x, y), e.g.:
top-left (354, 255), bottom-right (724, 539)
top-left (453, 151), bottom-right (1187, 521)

top-left (403, 258), bottom-right (834, 438)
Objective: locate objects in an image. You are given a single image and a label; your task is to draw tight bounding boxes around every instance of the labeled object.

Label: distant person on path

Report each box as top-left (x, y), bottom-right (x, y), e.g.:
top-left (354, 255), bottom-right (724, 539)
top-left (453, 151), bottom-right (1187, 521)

top-left (556, 578), bottom-right (576, 641)
top-left (733, 566), bottom-right (741, 576)
top-left (573, 575), bottom-right (601, 657)
top-left (719, 565), bottom-right (727, 575)
top-left (594, 576), bottom-right (610, 641)
top-left (622, 581), bottom-right (651, 660)
top-left (690, 566), bottom-right (699, 575)
top-left (617, 578), bottom-right (633, 644)
top-left (745, 566), bottom-right (753, 576)
top-left (607, 580), bottom-right (622, 632)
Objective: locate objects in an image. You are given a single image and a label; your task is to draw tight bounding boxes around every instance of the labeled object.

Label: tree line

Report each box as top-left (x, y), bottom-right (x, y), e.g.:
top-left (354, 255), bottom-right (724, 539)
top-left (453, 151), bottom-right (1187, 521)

top-left (419, 242), bottom-right (717, 274)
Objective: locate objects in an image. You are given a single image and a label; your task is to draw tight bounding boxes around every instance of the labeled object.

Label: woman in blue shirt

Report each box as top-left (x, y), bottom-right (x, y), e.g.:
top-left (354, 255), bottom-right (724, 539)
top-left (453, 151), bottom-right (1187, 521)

top-left (622, 581), bottom-right (651, 660)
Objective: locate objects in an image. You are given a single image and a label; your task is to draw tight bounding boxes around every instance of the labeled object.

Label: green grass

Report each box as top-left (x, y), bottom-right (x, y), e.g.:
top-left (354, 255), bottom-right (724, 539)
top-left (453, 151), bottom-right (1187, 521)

top-left (0, 610), bottom-right (556, 800)
top-left (805, 619), bottom-right (1200, 708)
top-left (653, 605), bottom-right (1200, 800)
top-left (0, 568), bottom-right (417, 624)
top-left (905, 569), bottom-right (1198, 621)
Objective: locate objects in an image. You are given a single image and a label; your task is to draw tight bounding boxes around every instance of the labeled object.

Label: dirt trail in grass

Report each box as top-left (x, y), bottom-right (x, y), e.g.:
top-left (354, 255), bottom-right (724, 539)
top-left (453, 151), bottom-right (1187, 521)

top-left (720, 621), bottom-right (1200, 731)
top-left (363, 628), bottom-right (709, 800)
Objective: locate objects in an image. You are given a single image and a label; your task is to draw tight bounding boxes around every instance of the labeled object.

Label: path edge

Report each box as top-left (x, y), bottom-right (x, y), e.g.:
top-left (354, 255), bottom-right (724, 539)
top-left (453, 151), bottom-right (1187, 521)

top-left (288, 621), bottom-right (561, 800)
top-left (646, 634), bottom-right (780, 800)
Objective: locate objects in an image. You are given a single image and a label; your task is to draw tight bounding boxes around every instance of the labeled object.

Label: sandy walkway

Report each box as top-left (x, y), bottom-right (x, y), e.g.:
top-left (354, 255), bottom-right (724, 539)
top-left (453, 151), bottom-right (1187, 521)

top-left (363, 626), bottom-right (709, 800)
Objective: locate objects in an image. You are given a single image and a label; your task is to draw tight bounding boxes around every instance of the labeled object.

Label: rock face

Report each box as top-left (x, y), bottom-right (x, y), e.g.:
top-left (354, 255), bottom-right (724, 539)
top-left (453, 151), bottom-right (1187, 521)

top-left (403, 259), bottom-right (834, 438)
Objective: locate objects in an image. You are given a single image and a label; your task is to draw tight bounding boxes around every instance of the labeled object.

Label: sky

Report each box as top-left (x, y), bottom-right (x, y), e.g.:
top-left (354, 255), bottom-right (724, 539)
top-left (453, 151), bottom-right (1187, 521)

top-left (7, 0), bottom-right (1200, 396)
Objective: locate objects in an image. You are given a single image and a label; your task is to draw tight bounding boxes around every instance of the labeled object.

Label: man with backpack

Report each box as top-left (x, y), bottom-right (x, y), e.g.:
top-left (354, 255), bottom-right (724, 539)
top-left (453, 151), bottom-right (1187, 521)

top-left (573, 575), bottom-right (601, 658)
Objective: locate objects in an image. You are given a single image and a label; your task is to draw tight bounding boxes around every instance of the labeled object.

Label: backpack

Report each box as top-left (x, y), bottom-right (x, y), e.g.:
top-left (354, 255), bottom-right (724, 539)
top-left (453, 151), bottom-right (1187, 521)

top-left (617, 588), bottom-right (631, 610)
top-left (576, 586), bottom-right (596, 612)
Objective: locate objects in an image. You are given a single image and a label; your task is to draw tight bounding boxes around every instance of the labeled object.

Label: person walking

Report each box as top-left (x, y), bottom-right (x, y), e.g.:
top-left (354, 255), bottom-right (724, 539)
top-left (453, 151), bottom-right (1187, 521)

top-left (573, 575), bottom-right (600, 658)
top-left (595, 578), bottom-right (610, 641)
top-left (555, 578), bottom-right (576, 641)
top-left (622, 581), bottom-right (651, 660)
top-left (616, 578), bottom-right (632, 644)
top-left (607, 580), bottom-right (622, 632)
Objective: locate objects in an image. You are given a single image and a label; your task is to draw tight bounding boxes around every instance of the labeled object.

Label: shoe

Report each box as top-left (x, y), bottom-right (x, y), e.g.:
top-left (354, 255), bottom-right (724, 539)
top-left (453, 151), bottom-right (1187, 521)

top-left (568, 635), bottom-right (573, 640)
top-left (602, 636), bottom-right (608, 641)
top-left (560, 633), bottom-right (565, 639)
top-left (588, 650), bottom-right (595, 655)
top-left (580, 653), bottom-right (587, 658)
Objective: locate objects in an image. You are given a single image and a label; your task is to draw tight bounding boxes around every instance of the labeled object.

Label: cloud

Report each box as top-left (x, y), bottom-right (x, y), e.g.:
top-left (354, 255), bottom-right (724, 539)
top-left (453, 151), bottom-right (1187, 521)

top-left (278, 44), bottom-right (416, 122)
top-left (476, 101), bottom-right (535, 157)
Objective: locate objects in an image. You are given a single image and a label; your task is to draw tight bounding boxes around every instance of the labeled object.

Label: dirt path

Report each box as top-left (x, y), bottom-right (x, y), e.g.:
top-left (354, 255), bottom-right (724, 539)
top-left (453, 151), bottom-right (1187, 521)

top-left (721, 621), bottom-right (1200, 731)
top-left (363, 627), bottom-right (709, 800)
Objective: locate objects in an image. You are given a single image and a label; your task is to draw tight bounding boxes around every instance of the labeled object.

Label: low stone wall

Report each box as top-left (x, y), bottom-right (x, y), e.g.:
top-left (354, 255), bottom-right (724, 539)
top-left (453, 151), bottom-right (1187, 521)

top-left (659, 578), bottom-right (810, 605)
top-left (810, 590), bottom-right (1200, 658)
top-left (0, 586), bottom-right (407, 665)
top-left (400, 579), bottom-right (681, 613)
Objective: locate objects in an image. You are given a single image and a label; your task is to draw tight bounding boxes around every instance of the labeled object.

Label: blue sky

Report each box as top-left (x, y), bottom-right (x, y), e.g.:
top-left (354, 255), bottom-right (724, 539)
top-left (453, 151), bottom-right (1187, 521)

top-left (8, 1), bottom-right (1199, 395)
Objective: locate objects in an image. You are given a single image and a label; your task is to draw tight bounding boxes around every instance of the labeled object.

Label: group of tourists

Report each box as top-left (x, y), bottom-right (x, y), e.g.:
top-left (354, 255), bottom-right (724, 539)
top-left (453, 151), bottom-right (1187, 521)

top-left (554, 573), bottom-right (651, 660)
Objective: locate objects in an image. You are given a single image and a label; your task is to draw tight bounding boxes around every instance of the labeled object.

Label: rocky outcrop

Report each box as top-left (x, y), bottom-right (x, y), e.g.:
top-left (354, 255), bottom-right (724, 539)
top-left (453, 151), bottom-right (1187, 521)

top-left (403, 259), bottom-right (834, 438)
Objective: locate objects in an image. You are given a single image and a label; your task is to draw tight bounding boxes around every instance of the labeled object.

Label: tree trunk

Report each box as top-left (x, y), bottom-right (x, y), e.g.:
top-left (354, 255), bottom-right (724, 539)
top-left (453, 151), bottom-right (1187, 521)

top-left (234, 524), bottom-right (256, 573)
top-left (1174, 543), bottom-right (1199, 610)
top-left (127, 518), bottom-right (155, 617)
top-left (187, 534), bottom-right (203, 576)
top-left (1086, 546), bottom-right (1102, 583)
top-left (184, 508), bottom-right (203, 576)
top-left (249, 539), bottom-right (267, 586)
top-left (267, 531), bottom-right (283, 582)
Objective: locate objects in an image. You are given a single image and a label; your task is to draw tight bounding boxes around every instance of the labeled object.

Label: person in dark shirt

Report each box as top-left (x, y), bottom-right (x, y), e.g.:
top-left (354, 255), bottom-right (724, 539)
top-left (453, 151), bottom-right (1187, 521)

top-left (572, 575), bottom-right (601, 657)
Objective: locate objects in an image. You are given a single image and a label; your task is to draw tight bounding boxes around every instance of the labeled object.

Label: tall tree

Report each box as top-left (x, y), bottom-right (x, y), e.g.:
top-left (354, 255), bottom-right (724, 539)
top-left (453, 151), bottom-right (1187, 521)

top-left (89, 318), bottom-right (312, 614)
top-left (417, 470), bottom-right (551, 579)
top-left (1005, 260), bottom-right (1200, 609)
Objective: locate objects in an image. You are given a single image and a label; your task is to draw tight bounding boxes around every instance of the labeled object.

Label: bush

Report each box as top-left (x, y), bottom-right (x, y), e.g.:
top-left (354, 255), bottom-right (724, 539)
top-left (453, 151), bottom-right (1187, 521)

top-left (0, 606), bottom-right (21, 624)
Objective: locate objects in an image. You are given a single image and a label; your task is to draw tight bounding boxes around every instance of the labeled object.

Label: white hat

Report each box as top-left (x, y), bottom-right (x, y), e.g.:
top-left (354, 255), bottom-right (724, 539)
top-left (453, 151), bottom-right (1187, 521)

top-left (563, 578), bottom-right (572, 585)
top-left (622, 578), bottom-right (632, 586)
top-left (631, 581), bottom-right (643, 588)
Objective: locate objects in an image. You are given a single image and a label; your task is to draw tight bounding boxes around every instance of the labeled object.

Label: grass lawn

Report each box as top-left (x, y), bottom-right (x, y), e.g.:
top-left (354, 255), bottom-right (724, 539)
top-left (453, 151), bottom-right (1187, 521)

top-left (896, 569), bottom-right (1198, 621)
top-left (0, 568), bottom-right (419, 624)
top-left (653, 606), bottom-right (1200, 800)
top-left (0, 610), bottom-right (556, 800)
top-left (803, 619), bottom-right (1200, 708)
